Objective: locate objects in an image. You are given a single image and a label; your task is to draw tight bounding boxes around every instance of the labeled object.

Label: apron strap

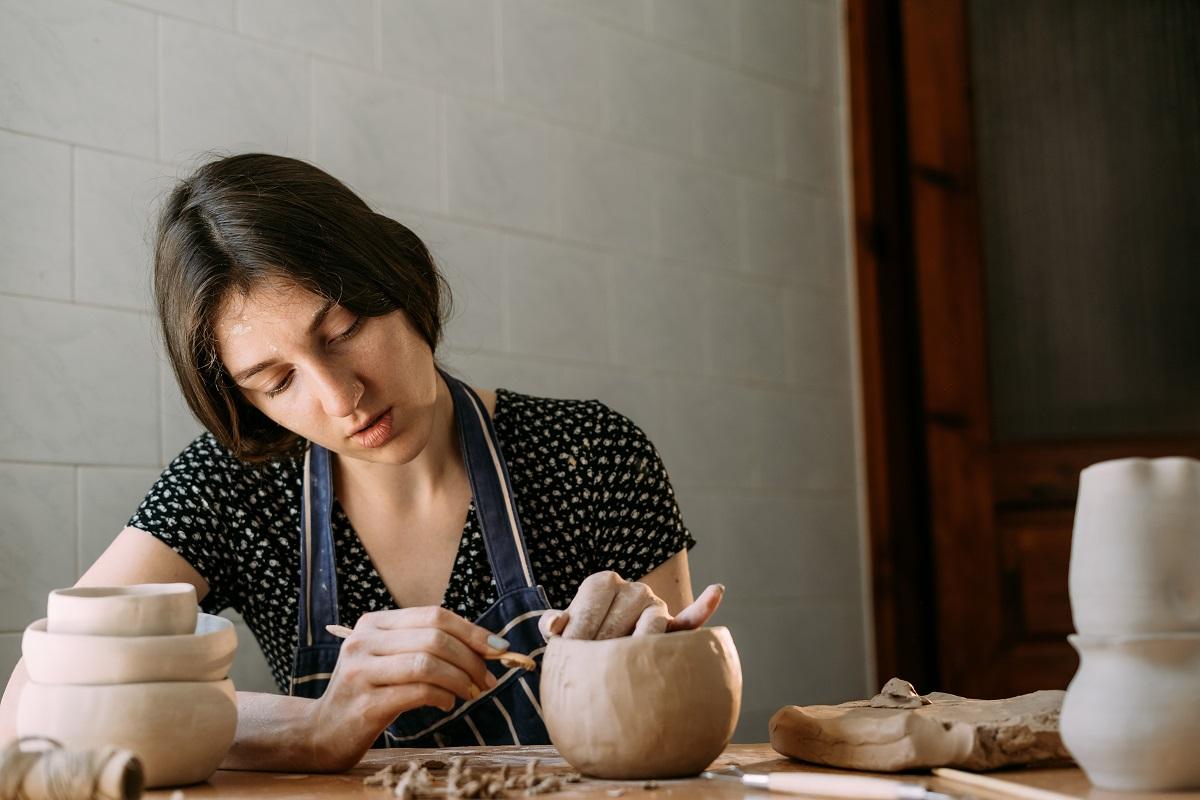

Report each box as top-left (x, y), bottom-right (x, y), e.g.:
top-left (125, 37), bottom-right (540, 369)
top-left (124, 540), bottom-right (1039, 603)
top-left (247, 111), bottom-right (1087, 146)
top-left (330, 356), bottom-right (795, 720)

top-left (298, 443), bottom-right (341, 645)
top-left (441, 370), bottom-right (538, 596)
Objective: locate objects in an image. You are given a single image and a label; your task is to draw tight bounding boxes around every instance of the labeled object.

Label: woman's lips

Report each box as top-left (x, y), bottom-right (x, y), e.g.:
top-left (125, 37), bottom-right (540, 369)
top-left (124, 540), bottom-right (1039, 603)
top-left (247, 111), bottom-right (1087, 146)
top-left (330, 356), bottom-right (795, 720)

top-left (351, 409), bottom-right (394, 449)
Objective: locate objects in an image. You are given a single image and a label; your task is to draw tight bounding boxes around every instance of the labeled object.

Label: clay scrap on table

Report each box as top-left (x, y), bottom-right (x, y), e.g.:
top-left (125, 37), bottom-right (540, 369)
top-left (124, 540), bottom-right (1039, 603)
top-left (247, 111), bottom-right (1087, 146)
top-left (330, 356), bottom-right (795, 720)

top-left (869, 678), bottom-right (932, 709)
top-left (770, 678), bottom-right (1070, 772)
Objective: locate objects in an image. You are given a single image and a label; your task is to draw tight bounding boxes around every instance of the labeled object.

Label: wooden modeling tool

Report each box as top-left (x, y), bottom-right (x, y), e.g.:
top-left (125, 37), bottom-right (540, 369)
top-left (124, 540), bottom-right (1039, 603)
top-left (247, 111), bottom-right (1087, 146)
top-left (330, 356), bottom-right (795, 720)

top-left (324, 624), bottom-right (536, 671)
top-left (932, 768), bottom-right (1078, 800)
top-left (701, 767), bottom-right (956, 799)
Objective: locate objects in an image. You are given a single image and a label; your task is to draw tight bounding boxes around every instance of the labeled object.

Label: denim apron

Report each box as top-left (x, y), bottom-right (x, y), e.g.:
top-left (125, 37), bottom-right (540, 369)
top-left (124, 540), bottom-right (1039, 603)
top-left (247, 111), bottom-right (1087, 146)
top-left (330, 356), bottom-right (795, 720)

top-left (288, 371), bottom-right (552, 747)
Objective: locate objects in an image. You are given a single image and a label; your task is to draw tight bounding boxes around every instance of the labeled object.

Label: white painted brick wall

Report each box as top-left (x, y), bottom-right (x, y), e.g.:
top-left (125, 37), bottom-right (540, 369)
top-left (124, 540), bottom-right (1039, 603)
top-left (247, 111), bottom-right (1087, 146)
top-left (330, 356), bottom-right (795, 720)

top-left (0, 0), bottom-right (869, 740)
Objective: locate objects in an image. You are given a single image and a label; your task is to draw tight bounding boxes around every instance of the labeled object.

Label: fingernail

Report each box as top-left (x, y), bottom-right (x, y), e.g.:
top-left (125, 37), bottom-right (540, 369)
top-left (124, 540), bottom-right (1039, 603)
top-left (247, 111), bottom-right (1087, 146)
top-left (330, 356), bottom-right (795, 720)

top-left (468, 684), bottom-right (481, 700)
top-left (716, 583), bottom-right (726, 592)
top-left (487, 634), bottom-right (510, 652)
top-left (486, 672), bottom-right (499, 689)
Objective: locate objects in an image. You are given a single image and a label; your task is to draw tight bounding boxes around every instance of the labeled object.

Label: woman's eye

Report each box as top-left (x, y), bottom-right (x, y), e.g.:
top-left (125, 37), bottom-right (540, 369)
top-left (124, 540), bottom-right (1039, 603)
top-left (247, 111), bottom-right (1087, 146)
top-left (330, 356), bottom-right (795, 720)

top-left (266, 372), bottom-right (293, 398)
top-left (332, 316), bottom-right (364, 343)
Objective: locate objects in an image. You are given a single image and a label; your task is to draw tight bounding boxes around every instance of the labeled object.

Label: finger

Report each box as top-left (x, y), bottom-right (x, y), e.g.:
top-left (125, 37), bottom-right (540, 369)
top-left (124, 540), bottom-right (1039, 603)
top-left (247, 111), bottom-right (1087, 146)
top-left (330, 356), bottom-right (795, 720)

top-left (632, 598), bottom-right (669, 636)
top-left (562, 572), bottom-right (623, 640)
top-left (378, 681), bottom-right (458, 715)
top-left (595, 582), bottom-right (659, 639)
top-left (538, 609), bottom-right (569, 640)
top-left (368, 651), bottom-right (481, 703)
top-left (364, 606), bottom-right (511, 658)
top-left (666, 583), bottom-right (726, 632)
top-left (367, 627), bottom-right (497, 692)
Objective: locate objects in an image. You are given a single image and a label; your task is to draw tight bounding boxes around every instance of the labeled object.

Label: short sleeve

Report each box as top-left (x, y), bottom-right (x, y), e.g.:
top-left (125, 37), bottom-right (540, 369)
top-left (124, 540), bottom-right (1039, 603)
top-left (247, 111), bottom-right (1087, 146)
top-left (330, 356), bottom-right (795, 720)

top-left (586, 403), bottom-right (696, 579)
top-left (126, 433), bottom-right (240, 614)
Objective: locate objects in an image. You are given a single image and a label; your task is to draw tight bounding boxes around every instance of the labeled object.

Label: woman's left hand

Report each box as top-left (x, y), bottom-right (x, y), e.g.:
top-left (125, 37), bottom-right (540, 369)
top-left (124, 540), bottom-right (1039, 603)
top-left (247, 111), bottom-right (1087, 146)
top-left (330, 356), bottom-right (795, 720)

top-left (538, 570), bottom-right (725, 640)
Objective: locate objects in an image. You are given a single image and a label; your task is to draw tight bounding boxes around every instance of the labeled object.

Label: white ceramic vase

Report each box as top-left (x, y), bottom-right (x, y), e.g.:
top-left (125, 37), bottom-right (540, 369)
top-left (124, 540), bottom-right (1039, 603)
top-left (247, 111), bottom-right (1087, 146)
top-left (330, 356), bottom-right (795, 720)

top-left (1061, 633), bottom-right (1200, 791)
top-left (1069, 457), bottom-right (1200, 635)
top-left (541, 626), bottom-right (742, 779)
top-left (17, 678), bottom-right (238, 788)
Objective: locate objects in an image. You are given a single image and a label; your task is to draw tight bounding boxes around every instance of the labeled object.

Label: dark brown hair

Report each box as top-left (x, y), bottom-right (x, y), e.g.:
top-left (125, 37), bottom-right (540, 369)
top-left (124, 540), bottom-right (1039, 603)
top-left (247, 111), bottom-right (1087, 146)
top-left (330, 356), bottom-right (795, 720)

top-left (153, 153), bottom-right (451, 462)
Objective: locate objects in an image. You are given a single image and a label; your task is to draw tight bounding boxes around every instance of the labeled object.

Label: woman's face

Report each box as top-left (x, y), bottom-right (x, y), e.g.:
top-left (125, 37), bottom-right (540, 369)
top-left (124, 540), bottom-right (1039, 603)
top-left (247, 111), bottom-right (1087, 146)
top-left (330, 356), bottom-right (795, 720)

top-left (214, 277), bottom-right (439, 464)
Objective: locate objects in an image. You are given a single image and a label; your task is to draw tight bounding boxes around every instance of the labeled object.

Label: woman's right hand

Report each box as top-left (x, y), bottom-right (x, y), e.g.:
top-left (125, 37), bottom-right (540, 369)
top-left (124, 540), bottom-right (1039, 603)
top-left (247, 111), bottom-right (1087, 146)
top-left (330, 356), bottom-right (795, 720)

top-left (305, 606), bottom-right (508, 769)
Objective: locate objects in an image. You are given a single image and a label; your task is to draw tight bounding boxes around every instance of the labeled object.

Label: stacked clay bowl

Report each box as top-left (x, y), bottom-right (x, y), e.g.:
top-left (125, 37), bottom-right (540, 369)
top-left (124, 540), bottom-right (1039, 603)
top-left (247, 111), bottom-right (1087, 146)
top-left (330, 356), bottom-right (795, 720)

top-left (1061, 457), bottom-right (1200, 790)
top-left (541, 626), bottom-right (742, 779)
top-left (17, 584), bottom-right (238, 788)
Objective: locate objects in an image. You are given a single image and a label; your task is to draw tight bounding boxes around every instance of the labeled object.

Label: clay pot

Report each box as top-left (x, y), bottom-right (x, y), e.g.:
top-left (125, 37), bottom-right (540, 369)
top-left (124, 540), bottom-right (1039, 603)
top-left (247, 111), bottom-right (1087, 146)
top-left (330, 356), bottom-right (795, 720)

top-left (47, 583), bottom-right (198, 636)
top-left (17, 678), bottom-right (237, 788)
top-left (23, 613), bottom-right (236, 684)
top-left (541, 626), bottom-right (742, 779)
top-left (1069, 457), bottom-right (1200, 635)
top-left (1061, 633), bottom-right (1200, 790)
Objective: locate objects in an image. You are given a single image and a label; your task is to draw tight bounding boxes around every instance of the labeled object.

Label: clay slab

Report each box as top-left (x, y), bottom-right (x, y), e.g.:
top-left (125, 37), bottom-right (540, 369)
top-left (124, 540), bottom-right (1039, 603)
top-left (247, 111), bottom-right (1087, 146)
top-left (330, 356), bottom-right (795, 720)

top-left (771, 682), bottom-right (1069, 772)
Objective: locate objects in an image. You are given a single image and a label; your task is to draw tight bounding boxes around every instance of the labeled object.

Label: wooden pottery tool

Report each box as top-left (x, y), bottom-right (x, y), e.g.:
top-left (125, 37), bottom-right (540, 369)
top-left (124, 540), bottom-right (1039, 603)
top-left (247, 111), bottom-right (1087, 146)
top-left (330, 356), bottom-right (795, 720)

top-left (701, 766), bottom-right (956, 799)
top-left (933, 767), bottom-right (1078, 800)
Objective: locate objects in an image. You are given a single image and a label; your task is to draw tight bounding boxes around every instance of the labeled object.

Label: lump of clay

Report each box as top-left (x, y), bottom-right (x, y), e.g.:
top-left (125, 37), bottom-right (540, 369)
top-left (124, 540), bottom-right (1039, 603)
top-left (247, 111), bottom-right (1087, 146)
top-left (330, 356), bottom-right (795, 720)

top-left (770, 679), bottom-right (1069, 772)
top-left (869, 678), bottom-right (932, 709)
top-left (541, 626), bottom-right (742, 780)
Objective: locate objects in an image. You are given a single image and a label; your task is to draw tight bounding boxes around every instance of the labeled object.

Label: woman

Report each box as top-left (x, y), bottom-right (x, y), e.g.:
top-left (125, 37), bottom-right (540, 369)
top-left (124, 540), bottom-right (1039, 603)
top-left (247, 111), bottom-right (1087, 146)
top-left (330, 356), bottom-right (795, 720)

top-left (0, 154), bottom-right (722, 770)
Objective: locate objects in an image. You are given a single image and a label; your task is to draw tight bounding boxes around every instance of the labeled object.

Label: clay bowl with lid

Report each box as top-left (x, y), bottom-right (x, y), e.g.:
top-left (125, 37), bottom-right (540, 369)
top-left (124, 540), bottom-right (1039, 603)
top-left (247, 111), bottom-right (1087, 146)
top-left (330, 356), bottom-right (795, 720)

top-left (47, 583), bottom-right (198, 637)
top-left (17, 678), bottom-right (237, 788)
top-left (541, 626), bottom-right (742, 779)
top-left (23, 612), bottom-right (236, 684)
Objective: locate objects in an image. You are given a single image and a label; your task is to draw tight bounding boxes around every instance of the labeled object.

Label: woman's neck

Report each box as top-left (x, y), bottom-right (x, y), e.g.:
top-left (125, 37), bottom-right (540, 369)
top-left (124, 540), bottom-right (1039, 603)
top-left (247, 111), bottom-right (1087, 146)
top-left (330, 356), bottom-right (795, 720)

top-left (332, 374), bottom-right (465, 517)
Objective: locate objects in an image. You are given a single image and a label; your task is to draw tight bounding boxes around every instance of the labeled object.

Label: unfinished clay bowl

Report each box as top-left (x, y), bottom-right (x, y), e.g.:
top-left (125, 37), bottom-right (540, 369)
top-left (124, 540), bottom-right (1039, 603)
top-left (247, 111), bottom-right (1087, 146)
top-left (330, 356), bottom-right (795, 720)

top-left (17, 678), bottom-right (237, 788)
top-left (23, 612), bottom-right (236, 684)
top-left (47, 583), bottom-right (198, 636)
top-left (1061, 633), bottom-right (1200, 790)
top-left (541, 626), bottom-right (742, 779)
top-left (1069, 457), bottom-right (1200, 635)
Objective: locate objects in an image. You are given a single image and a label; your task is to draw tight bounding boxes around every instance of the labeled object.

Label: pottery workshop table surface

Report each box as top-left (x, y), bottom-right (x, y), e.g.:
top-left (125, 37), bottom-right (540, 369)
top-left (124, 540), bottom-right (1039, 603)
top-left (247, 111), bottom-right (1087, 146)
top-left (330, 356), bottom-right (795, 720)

top-left (143, 744), bottom-right (1200, 800)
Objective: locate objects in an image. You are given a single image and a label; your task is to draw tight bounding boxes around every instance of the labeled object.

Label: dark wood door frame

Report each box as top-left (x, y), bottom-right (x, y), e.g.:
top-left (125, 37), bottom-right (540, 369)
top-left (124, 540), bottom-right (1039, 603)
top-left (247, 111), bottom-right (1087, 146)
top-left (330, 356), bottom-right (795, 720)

top-left (851, 0), bottom-right (1050, 696)
top-left (851, 0), bottom-right (1042, 696)
top-left (847, 0), bottom-right (1200, 696)
top-left (898, 0), bottom-right (1014, 697)
top-left (846, 0), bottom-right (940, 691)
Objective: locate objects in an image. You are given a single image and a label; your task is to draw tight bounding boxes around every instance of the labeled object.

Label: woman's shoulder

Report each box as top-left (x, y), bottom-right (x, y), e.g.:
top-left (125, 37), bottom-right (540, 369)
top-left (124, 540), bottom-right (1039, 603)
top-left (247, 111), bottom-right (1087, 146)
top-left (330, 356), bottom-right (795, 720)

top-left (162, 431), bottom-right (303, 487)
top-left (495, 386), bottom-right (622, 426)
top-left (493, 387), bottom-right (655, 451)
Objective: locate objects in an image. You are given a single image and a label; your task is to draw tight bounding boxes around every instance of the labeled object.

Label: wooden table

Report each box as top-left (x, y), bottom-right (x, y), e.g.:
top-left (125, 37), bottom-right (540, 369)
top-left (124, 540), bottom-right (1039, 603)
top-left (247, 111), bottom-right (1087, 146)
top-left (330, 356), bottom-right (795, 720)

top-left (145, 744), bottom-right (1200, 799)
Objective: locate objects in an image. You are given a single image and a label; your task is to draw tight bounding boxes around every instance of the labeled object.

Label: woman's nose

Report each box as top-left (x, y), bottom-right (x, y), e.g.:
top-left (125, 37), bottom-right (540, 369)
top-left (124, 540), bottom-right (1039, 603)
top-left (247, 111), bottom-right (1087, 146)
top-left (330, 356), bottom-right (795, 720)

top-left (312, 367), bottom-right (363, 418)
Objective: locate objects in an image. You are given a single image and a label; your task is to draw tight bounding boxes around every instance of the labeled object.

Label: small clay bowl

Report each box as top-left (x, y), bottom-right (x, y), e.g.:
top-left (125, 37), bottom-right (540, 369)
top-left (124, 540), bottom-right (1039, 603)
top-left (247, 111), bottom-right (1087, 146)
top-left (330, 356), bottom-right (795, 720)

top-left (47, 583), bottom-right (198, 636)
top-left (23, 612), bottom-right (236, 684)
top-left (18, 678), bottom-right (237, 788)
top-left (541, 626), bottom-right (742, 779)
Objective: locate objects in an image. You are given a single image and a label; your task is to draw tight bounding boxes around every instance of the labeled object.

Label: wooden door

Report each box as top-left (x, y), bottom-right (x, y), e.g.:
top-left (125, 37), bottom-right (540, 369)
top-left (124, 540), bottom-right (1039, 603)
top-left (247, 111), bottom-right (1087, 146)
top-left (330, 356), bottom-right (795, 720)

top-left (851, 0), bottom-right (1200, 698)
